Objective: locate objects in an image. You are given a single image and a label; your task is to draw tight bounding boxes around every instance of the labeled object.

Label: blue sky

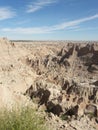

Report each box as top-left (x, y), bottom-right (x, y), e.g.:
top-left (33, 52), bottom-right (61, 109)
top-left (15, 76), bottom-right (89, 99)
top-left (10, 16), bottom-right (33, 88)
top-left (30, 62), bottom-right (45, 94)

top-left (0, 0), bottom-right (98, 40)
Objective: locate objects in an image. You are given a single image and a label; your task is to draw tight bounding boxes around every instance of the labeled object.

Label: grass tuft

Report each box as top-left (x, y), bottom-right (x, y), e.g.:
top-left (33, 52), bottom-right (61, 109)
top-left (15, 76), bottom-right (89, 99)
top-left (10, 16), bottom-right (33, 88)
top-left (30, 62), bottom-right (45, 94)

top-left (0, 107), bottom-right (47, 130)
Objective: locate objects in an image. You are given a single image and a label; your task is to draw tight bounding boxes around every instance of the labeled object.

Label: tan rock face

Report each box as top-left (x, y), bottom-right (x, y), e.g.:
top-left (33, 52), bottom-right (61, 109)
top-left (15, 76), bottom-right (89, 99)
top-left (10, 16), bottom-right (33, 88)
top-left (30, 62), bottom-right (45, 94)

top-left (24, 41), bottom-right (98, 130)
top-left (0, 38), bottom-right (98, 130)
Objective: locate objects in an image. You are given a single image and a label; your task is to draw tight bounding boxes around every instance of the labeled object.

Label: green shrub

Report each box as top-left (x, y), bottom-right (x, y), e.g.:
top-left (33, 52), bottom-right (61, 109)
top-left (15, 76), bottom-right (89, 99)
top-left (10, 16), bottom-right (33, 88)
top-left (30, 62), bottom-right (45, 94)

top-left (86, 112), bottom-right (95, 119)
top-left (0, 107), bottom-right (47, 130)
top-left (60, 114), bottom-right (69, 120)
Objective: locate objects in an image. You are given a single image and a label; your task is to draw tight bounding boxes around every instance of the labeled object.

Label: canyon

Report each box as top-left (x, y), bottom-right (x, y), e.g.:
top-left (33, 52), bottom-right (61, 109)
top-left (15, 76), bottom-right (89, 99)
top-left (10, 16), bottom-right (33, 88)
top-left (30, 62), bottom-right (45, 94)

top-left (0, 38), bottom-right (98, 130)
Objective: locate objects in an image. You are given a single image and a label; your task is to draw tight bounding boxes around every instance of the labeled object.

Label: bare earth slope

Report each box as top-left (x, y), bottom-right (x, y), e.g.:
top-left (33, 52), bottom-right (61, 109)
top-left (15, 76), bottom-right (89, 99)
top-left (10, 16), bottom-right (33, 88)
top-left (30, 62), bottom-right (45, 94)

top-left (0, 38), bottom-right (98, 130)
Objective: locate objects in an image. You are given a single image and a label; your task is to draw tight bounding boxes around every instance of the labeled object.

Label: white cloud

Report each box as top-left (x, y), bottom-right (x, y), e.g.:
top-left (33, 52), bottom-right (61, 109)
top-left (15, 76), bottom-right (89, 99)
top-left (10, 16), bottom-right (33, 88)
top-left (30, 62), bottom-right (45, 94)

top-left (0, 7), bottom-right (16, 20)
top-left (2, 27), bottom-right (49, 34)
top-left (27, 0), bottom-right (58, 13)
top-left (51, 14), bottom-right (98, 30)
top-left (70, 27), bottom-right (98, 32)
top-left (1, 14), bottom-right (98, 34)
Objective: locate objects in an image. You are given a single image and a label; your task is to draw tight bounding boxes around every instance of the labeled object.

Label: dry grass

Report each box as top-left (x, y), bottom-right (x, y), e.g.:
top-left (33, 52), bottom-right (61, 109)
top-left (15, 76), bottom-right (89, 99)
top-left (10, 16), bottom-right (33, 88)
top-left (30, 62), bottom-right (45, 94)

top-left (0, 107), bottom-right (47, 130)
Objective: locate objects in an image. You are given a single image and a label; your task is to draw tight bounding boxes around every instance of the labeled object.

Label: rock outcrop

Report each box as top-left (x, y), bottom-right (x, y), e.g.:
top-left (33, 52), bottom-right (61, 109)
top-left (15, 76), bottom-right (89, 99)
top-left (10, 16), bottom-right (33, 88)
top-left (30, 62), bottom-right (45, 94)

top-left (0, 38), bottom-right (98, 130)
top-left (24, 42), bottom-right (98, 130)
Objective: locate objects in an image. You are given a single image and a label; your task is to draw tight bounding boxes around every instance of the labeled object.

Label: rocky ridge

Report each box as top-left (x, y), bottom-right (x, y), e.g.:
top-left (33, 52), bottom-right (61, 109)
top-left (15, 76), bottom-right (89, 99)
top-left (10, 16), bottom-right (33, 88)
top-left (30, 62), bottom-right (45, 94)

top-left (0, 38), bottom-right (98, 130)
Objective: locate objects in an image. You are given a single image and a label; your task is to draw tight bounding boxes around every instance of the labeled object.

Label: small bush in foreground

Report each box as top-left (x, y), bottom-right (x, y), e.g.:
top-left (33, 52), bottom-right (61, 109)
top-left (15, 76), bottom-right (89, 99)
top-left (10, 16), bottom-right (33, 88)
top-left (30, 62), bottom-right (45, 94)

top-left (0, 107), bottom-right (47, 130)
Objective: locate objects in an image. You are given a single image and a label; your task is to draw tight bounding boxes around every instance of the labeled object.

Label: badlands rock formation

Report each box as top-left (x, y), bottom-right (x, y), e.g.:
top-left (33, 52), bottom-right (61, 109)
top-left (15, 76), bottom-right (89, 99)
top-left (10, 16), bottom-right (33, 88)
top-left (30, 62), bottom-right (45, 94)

top-left (0, 38), bottom-right (98, 130)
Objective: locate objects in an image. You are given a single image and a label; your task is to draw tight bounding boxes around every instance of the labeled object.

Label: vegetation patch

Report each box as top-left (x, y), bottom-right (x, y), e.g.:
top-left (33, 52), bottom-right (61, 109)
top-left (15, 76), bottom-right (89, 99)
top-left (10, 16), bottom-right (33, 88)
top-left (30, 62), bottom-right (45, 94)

top-left (0, 107), bottom-right (47, 130)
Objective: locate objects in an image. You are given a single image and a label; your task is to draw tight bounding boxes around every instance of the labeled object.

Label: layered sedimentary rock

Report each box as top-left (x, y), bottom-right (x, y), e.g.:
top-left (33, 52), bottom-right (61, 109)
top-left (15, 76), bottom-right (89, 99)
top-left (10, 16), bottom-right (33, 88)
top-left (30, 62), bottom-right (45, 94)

top-left (24, 42), bottom-right (98, 130)
top-left (0, 38), bottom-right (98, 130)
